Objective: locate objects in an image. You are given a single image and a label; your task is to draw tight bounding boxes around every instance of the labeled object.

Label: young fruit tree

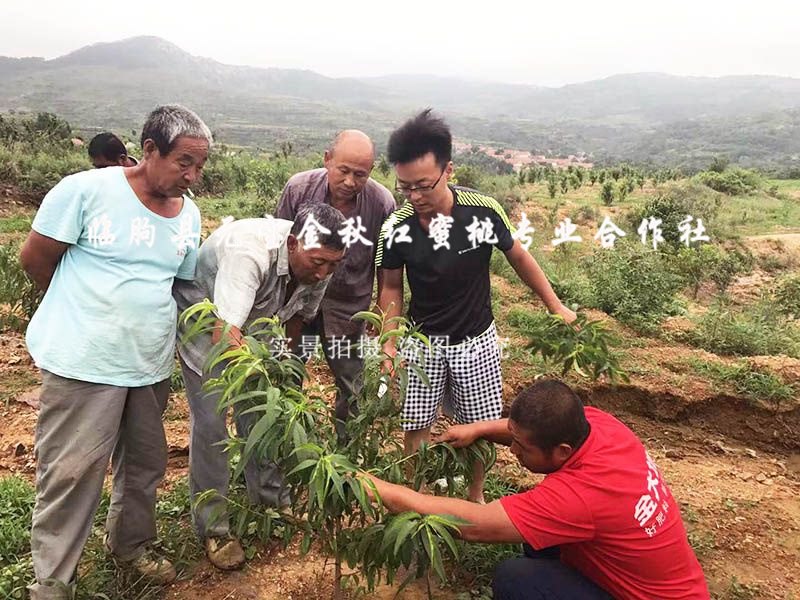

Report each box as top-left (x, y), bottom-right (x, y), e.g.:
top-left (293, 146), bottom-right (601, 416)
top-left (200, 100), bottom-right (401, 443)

top-left (180, 301), bottom-right (497, 599)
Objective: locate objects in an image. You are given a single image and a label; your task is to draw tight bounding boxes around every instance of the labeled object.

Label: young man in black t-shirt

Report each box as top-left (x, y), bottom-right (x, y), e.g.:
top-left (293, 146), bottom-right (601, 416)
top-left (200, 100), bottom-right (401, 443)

top-left (376, 109), bottom-right (576, 502)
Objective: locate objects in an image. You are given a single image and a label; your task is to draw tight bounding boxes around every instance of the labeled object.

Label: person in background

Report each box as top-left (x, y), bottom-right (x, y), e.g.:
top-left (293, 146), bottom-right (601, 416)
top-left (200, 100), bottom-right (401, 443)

top-left (88, 131), bottom-right (139, 168)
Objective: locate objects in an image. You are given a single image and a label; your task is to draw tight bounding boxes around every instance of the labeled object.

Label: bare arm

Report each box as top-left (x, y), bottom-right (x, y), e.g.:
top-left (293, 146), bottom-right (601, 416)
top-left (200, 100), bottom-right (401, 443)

top-left (504, 240), bottom-right (576, 323)
top-left (20, 231), bottom-right (70, 292)
top-left (368, 475), bottom-right (523, 544)
top-left (436, 418), bottom-right (513, 447)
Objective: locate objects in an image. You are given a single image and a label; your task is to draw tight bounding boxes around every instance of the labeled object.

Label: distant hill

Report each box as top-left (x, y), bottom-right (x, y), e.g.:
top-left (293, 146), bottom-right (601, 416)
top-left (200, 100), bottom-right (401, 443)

top-left (2, 36), bottom-right (799, 169)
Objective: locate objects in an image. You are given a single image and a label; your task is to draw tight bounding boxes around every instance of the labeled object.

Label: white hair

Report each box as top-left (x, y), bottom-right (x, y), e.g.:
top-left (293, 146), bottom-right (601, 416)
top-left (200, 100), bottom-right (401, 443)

top-left (140, 104), bottom-right (212, 154)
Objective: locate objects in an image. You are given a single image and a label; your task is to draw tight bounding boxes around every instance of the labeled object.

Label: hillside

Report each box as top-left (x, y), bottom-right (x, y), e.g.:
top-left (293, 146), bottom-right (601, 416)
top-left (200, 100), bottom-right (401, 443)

top-left (2, 36), bottom-right (800, 168)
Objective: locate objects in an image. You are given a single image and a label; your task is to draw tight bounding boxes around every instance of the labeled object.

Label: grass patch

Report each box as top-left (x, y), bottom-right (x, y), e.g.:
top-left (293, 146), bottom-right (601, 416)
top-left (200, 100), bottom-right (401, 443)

top-left (687, 529), bottom-right (717, 560)
top-left (0, 477), bottom-right (201, 600)
top-left (713, 577), bottom-right (762, 600)
top-left (0, 215), bottom-right (33, 235)
top-left (686, 297), bottom-right (800, 358)
top-left (688, 358), bottom-right (797, 408)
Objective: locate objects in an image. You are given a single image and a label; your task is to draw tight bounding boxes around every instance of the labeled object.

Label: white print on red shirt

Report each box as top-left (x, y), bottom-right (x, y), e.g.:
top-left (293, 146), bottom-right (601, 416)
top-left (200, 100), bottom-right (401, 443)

top-left (634, 451), bottom-right (670, 537)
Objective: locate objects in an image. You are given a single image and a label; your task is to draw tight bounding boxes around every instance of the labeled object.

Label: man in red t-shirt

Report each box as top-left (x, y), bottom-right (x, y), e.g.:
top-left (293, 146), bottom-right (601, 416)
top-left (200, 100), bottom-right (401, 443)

top-left (365, 380), bottom-right (709, 599)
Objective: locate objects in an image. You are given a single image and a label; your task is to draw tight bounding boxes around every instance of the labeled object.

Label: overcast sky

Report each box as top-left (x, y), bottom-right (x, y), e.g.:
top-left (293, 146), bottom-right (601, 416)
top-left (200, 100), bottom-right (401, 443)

top-left (1, 0), bottom-right (798, 86)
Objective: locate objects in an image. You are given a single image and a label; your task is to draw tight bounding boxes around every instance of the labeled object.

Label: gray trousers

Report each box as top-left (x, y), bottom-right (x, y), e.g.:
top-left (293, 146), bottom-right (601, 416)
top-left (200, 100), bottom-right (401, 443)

top-left (302, 312), bottom-right (364, 443)
top-left (29, 370), bottom-right (170, 600)
top-left (180, 356), bottom-right (289, 538)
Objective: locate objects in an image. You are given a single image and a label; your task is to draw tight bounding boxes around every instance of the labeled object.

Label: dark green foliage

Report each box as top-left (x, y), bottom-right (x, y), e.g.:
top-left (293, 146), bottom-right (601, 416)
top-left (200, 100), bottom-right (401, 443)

top-left (674, 244), bottom-right (754, 297)
top-left (453, 149), bottom-right (513, 176)
top-left (453, 165), bottom-right (484, 190)
top-left (0, 113), bottom-right (72, 145)
top-left (547, 178), bottom-right (558, 199)
top-left (628, 182), bottom-right (721, 247)
top-left (507, 310), bottom-right (628, 381)
top-left (694, 168), bottom-right (762, 196)
top-left (600, 180), bottom-right (615, 206)
top-left (584, 241), bottom-right (685, 333)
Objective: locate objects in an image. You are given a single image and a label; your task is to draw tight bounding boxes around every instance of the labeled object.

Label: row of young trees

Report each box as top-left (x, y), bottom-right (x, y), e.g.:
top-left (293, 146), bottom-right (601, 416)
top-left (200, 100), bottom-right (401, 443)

top-left (516, 163), bottom-right (683, 203)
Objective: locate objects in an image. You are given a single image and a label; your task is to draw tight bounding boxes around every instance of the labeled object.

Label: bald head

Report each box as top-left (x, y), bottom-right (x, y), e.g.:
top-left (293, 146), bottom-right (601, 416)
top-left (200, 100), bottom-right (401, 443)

top-left (329, 130), bottom-right (375, 160)
top-left (324, 129), bottom-right (376, 204)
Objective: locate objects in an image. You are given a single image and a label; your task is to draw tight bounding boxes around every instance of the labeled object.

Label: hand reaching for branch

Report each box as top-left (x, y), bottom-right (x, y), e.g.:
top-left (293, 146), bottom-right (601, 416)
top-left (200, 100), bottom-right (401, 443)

top-left (435, 423), bottom-right (480, 449)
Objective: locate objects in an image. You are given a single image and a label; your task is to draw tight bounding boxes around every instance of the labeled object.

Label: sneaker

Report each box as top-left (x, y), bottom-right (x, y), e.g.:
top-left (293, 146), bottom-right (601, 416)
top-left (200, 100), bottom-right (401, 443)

top-left (129, 550), bottom-right (177, 584)
top-left (205, 536), bottom-right (246, 571)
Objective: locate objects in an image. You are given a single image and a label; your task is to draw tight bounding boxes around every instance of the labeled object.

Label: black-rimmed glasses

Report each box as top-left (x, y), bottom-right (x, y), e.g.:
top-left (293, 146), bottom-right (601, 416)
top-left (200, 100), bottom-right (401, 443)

top-left (394, 167), bottom-right (446, 196)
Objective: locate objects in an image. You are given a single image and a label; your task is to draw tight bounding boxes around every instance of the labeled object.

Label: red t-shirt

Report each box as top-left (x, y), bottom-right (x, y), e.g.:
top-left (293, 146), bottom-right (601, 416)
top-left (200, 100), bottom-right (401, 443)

top-left (500, 407), bottom-right (709, 600)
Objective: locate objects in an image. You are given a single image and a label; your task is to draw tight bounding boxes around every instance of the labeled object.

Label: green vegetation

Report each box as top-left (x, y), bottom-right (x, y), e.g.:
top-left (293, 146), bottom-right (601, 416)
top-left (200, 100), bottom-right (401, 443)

top-left (627, 182), bottom-right (721, 247)
top-left (508, 310), bottom-right (628, 381)
top-left (694, 168), bottom-right (763, 196)
top-left (181, 303), bottom-right (497, 598)
top-left (686, 296), bottom-right (800, 358)
top-left (583, 240), bottom-right (685, 333)
top-left (0, 476), bottom-right (201, 600)
top-left (774, 273), bottom-right (800, 318)
top-left (688, 358), bottom-right (797, 408)
top-left (0, 244), bottom-right (42, 332)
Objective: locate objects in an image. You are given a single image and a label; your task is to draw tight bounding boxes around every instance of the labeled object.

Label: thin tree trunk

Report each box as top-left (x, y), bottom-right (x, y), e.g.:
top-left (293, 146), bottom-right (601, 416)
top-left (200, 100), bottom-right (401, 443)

top-left (333, 557), bottom-right (343, 600)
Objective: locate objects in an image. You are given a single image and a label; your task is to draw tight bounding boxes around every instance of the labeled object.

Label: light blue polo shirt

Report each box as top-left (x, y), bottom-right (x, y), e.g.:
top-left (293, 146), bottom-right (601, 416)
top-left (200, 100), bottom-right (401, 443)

top-left (25, 167), bottom-right (201, 387)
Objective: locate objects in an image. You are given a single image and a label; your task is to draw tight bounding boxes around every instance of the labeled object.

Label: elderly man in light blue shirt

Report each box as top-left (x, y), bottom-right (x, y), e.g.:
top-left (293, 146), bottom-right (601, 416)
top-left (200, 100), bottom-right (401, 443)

top-left (21, 104), bottom-right (210, 599)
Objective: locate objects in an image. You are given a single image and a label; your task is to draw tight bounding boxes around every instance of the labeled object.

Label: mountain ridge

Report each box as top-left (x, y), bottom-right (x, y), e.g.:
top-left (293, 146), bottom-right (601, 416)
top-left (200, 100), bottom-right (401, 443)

top-left (1, 36), bottom-right (799, 168)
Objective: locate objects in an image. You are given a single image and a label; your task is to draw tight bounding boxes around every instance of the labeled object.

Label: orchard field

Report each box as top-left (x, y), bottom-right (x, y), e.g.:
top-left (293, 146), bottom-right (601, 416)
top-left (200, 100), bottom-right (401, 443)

top-left (1, 115), bottom-right (799, 599)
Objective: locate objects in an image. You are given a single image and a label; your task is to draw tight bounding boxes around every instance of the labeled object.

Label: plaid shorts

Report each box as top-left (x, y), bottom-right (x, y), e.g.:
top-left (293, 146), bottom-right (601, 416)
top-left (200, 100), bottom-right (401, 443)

top-left (400, 322), bottom-right (503, 431)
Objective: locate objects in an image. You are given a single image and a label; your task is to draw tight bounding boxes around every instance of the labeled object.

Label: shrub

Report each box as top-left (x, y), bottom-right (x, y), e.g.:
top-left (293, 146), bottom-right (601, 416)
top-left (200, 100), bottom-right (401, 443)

top-left (628, 182), bottom-right (721, 247)
top-left (547, 178), bottom-right (558, 199)
top-left (584, 240), bottom-right (684, 333)
top-left (0, 143), bottom-right (90, 202)
top-left (452, 165), bottom-right (485, 190)
top-left (693, 168), bottom-right (762, 196)
top-left (600, 180), bottom-right (615, 206)
top-left (507, 310), bottom-right (628, 381)
top-left (673, 244), bottom-right (754, 297)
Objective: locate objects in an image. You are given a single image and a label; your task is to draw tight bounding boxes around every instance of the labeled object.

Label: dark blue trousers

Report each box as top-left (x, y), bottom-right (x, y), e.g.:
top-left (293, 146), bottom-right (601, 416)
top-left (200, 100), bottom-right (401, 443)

top-left (492, 545), bottom-right (614, 600)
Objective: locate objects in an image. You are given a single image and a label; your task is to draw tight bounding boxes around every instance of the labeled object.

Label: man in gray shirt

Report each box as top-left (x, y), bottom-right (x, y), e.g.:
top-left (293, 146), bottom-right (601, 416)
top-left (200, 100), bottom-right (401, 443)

top-left (276, 130), bottom-right (395, 441)
top-left (173, 203), bottom-right (346, 571)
